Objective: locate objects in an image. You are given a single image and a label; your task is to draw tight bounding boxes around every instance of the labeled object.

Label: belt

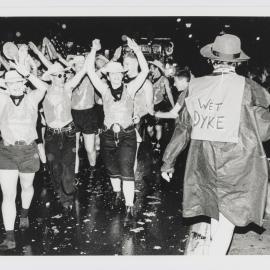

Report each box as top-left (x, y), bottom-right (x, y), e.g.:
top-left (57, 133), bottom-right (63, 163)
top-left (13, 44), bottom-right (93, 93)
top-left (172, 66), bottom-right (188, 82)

top-left (102, 123), bottom-right (134, 133)
top-left (47, 122), bottom-right (75, 134)
top-left (102, 123), bottom-right (134, 147)
top-left (3, 140), bottom-right (34, 146)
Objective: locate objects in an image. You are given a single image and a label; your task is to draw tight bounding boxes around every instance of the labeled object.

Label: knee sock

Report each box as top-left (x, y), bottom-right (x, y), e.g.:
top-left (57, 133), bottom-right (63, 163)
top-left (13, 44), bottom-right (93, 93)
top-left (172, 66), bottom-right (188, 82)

top-left (122, 181), bottom-right (135, 207)
top-left (110, 178), bottom-right (121, 193)
top-left (20, 208), bottom-right (29, 218)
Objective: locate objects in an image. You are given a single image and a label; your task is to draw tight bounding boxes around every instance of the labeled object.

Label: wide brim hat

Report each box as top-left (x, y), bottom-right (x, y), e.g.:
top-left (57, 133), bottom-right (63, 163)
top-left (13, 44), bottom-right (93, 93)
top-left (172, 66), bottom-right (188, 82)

top-left (67, 55), bottom-right (85, 66)
top-left (4, 70), bottom-right (26, 83)
top-left (102, 62), bottom-right (127, 74)
top-left (149, 60), bottom-right (165, 74)
top-left (42, 62), bottom-right (71, 81)
top-left (200, 34), bottom-right (250, 62)
top-left (96, 54), bottom-right (109, 64)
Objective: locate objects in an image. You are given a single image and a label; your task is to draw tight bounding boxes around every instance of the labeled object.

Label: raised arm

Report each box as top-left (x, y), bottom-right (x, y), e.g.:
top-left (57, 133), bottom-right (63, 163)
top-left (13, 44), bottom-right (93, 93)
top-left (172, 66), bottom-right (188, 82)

top-left (126, 38), bottom-right (149, 98)
top-left (65, 66), bottom-right (87, 91)
top-left (29, 41), bottom-right (53, 69)
top-left (86, 39), bottom-right (108, 96)
top-left (10, 60), bottom-right (49, 103)
top-left (0, 55), bottom-right (11, 71)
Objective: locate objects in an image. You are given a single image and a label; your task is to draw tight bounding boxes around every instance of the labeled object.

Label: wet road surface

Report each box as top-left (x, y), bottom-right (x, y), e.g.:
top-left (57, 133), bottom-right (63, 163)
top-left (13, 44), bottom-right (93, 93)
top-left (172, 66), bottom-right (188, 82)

top-left (0, 139), bottom-right (189, 255)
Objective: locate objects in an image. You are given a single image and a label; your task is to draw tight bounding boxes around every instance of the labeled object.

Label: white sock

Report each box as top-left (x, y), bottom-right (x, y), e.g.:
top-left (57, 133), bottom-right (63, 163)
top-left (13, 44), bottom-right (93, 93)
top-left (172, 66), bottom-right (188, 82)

top-left (110, 178), bottom-right (121, 192)
top-left (122, 181), bottom-right (135, 207)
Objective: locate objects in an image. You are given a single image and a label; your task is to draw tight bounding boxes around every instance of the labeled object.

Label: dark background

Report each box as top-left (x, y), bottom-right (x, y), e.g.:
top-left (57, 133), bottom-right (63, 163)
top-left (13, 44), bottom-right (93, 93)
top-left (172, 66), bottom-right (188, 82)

top-left (0, 17), bottom-right (269, 75)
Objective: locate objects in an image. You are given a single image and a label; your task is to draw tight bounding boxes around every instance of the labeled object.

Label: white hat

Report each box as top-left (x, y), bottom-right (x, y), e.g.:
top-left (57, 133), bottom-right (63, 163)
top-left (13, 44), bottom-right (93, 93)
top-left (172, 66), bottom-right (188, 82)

top-left (42, 62), bottom-right (71, 81)
top-left (4, 70), bottom-right (25, 83)
top-left (149, 60), bottom-right (165, 74)
top-left (102, 62), bottom-right (127, 74)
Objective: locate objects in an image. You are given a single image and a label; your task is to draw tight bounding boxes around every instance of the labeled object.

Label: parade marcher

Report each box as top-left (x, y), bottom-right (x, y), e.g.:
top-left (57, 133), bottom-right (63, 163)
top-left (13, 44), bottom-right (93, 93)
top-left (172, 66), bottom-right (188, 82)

top-left (70, 55), bottom-right (98, 179)
top-left (0, 63), bottom-right (48, 250)
top-left (155, 67), bottom-right (191, 119)
top-left (42, 61), bottom-right (88, 212)
top-left (86, 38), bottom-right (149, 220)
top-left (148, 60), bottom-right (174, 153)
top-left (161, 34), bottom-right (270, 255)
top-left (123, 52), bottom-right (154, 172)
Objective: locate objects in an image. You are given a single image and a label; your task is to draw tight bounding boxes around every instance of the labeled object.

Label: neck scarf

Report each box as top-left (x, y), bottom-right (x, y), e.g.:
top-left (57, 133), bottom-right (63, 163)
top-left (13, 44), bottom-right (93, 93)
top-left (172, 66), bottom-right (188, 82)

top-left (10, 94), bottom-right (25, 106)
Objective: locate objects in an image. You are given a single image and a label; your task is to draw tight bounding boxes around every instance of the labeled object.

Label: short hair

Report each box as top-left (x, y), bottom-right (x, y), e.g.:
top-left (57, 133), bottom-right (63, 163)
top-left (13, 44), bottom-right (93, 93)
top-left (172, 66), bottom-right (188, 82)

top-left (174, 66), bottom-right (191, 82)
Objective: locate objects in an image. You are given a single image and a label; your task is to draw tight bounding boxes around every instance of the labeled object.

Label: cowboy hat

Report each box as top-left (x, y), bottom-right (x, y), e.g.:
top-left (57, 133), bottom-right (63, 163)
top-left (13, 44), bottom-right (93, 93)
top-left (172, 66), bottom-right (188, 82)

top-left (200, 34), bottom-right (250, 62)
top-left (101, 62), bottom-right (127, 74)
top-left (96, 54), bottom-right (109, 64)
top-left (149, 59), bottom-right (165, 74)
top-left (67, 55), bottom-right (85, 66)
top-left (4, 70), bottom-right (26, 84)
top-left (42, 62), bottom-right (71, 81)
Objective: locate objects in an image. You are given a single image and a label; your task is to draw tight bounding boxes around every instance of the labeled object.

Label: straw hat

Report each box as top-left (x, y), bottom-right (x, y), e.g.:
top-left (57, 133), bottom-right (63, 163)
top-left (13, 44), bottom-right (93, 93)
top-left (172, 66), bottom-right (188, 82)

top-left (4, 70), bottom-right (25, 83)
top-left (200, 34), bottom-right (250, 62)
top-left (102, 62), bottom-right (127, 74)
top-left (149, 60), bottom-right (165, 74)
top-left (42, 62), bottom-right (71, 81)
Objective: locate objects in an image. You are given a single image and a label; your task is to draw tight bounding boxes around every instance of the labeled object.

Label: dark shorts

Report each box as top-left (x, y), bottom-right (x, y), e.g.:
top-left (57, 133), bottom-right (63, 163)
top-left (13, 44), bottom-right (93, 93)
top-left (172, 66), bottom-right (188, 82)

top-left (100, 129), bottom-right (137, 181)
top-left (0, 142), bottom-right (40, 173)
top-left (146, 100), bottom-right (172, 126)
top-left (71, 107), bottom-right (98, 135)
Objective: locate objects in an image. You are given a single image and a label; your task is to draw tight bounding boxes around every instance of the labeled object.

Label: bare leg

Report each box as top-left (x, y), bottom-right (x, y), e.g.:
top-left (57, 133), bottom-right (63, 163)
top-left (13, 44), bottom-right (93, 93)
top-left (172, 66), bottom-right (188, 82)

top-left (209, 213), bottom-right (235, 255)
top-left (19, 172), bottom-right (35, 209)
top-left (0, 170), bottom-right (18, 231)
top-left (83, 133), bottom-right (96, 167)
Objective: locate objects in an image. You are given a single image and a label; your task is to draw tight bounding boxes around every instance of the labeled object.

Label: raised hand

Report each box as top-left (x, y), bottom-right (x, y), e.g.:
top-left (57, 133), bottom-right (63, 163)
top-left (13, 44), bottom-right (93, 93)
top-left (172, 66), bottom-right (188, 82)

top-left (113, 46), bottom-right (122, 61)
top-left (92, 39), bottom-right (101, 51)
top-left (28, 41), bottom-right (40, 54)
top-left (126, 37), bottom-right (140, 53)
top-left (9, 58), bottom-right (30, 77)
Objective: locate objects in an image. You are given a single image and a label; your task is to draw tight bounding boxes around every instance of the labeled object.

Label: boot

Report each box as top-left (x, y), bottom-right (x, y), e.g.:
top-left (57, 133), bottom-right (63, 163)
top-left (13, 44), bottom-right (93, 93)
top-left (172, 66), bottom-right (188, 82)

top-left (19, 217), bottom-right (30, 230)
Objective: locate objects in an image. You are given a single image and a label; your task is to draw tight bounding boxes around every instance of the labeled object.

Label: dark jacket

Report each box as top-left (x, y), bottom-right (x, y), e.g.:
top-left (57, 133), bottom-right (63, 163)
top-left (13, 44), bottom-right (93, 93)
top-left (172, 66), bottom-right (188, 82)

top-left (161, 75), bottom-right (270, 226)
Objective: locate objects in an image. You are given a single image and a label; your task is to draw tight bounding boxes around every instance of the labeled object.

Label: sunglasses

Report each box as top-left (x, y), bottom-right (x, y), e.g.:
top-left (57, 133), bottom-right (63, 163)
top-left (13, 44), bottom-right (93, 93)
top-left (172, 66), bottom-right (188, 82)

top-left (52, 73), bottom-right (67, 79)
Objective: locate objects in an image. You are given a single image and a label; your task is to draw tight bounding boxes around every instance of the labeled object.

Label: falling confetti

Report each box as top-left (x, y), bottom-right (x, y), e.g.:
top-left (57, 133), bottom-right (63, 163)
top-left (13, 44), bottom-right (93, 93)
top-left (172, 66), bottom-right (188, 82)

top-left (146, 196), bottom-right (161, 200)
top-left (143, 212), bottom-right (156, 217)
top-left (148, 201), bottom-right (161, 205)
top-left (130, 227), bottom-right (144, 233)
top-left (52, 214), bottom-right (62, 219)
top-left (144, 219), bottom-right (152, 223)
top-left (153, 246), bottom-right (162, 250)
top-left (137, 221), bottom-right (145, 225)
top-left (83, 219), bottom-right (91, 222)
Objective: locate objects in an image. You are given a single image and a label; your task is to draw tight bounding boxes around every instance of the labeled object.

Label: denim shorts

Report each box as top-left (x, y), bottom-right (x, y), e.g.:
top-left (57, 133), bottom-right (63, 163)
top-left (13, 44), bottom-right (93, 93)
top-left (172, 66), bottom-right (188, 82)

top-left (100, 128), bottom-right (137, 181)
top-left (0, 142), bottom-right (40, 173)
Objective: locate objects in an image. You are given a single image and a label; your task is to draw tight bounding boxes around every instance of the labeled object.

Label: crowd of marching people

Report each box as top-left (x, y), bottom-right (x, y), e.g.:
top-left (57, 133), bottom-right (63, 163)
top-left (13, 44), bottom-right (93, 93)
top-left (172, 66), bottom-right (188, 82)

top-left (0, 31), bottom-right (270, 256)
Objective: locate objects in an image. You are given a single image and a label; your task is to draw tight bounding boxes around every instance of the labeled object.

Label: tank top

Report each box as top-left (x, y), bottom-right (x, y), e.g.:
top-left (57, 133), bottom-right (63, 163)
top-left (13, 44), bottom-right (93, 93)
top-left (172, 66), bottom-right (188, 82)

top-left (43, 85), bottom-right (73, 128)
top-left (71, 76), bottom-right (95, 110)
top-left (0, 94), bottom-right (38, 144)
top-left (153, 76), bottom-right (167, 105)
top-left (103, 84), bottom-right (134, 129)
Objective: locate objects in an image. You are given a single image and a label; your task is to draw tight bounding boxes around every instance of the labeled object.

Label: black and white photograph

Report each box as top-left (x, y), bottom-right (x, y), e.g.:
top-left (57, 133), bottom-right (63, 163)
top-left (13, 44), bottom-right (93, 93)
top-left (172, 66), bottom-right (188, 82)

top-left (1, 1), bottom-right (270, 268)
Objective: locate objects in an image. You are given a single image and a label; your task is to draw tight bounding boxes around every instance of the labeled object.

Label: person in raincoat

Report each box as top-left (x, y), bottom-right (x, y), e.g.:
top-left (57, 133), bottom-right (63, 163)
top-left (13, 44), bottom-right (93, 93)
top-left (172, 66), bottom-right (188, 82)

top-left (161, 34), bottom-right (270, 255)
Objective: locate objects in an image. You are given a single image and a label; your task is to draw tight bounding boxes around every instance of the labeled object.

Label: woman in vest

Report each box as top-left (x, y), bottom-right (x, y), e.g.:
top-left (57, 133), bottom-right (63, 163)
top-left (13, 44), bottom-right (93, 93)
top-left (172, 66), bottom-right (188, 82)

top-left (86, 38), bottom-right (149, 221)
top-left (42, 61), bottom-right (88, 213)
top-left (0, 63), bottom-right (48, 250)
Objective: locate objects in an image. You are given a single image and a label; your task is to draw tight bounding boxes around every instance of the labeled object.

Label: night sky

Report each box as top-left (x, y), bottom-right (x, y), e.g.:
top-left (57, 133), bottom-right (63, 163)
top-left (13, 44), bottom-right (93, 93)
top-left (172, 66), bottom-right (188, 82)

top-left (0, 17), bottom-right (270, 75)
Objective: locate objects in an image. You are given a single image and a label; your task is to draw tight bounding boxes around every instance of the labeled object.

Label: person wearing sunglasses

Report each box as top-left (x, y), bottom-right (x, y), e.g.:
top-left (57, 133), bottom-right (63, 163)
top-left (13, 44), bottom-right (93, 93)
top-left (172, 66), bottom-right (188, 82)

top-left (41, 61), bottom-right (88, 214)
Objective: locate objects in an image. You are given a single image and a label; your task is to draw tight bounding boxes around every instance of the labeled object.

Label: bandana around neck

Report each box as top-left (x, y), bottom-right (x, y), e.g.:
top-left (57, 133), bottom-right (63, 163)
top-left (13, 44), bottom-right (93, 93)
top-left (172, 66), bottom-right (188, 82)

top-left (109, 82), bottom-right (124, 102)
top-left (213, 65), bottom-right (236, 74)
top-left (10, 94), bottom-right (25, 106)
